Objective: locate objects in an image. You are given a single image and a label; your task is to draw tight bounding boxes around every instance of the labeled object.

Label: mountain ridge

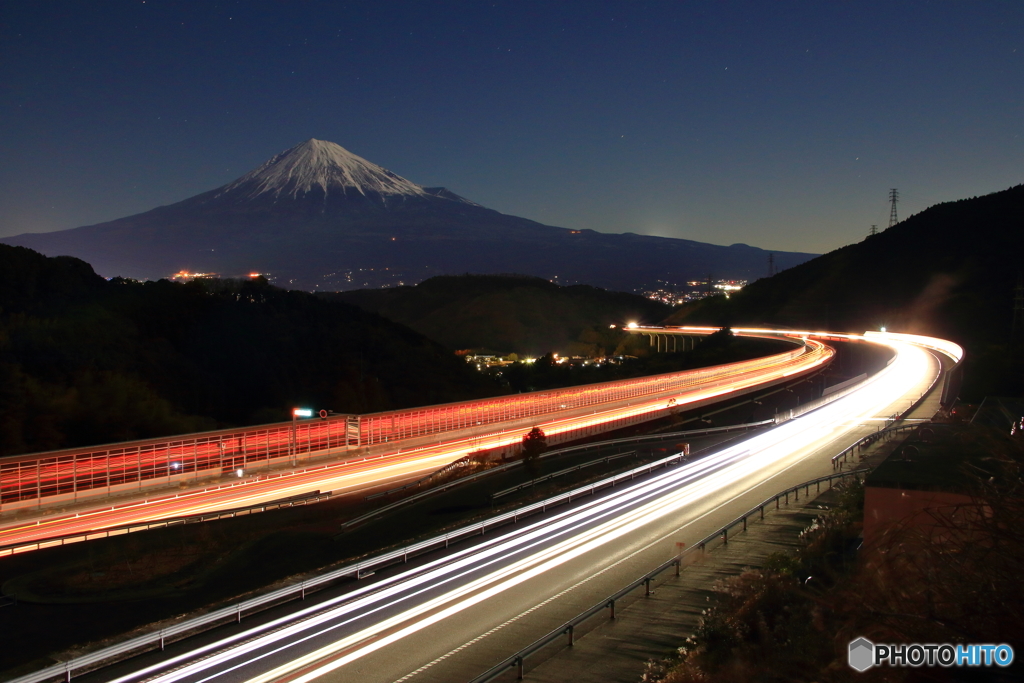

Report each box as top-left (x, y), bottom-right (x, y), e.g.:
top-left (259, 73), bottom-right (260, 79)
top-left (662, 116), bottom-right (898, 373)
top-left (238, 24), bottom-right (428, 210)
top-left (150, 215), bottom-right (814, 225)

top-left (2, 139), bottom-right (817, 292)
top-left (217, 138), bottom-right (434, 202)
top-left (666, 183), bottom-right (1024, 400)
top-left (328, 273), bottom-right (672, 356)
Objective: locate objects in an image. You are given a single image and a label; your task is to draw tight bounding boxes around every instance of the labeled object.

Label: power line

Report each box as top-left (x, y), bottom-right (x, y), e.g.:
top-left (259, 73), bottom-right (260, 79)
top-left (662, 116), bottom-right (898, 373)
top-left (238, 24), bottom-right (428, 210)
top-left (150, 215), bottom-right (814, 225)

top-left (888, 188), bottom-right (899, 228)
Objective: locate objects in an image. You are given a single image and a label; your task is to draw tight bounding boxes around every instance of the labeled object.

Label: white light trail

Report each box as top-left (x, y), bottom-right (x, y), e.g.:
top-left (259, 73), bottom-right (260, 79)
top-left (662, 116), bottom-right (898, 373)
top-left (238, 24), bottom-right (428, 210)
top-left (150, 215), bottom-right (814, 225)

top-left (109, 332), bottom-right (950, 683)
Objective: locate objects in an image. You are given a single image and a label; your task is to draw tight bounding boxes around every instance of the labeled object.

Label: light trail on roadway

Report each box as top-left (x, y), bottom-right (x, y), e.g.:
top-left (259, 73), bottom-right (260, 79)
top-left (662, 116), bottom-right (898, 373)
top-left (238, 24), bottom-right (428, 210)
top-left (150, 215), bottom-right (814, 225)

top-left (88, 331), bottom-right (956, 683)
top-left (0, 336), bottom-right (831, 552)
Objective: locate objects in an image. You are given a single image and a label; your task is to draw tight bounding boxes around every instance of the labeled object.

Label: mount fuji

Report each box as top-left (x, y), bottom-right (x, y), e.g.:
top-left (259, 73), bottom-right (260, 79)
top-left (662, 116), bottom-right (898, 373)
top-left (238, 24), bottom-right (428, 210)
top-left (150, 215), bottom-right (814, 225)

top-left (2, 139), bottom-right (816, 291)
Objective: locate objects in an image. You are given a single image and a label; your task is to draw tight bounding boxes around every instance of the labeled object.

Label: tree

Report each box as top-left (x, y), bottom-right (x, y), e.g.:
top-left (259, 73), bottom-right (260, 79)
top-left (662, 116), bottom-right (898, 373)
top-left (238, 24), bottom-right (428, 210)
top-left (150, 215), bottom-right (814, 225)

top-left (521, 426), bottom-right (548, 477)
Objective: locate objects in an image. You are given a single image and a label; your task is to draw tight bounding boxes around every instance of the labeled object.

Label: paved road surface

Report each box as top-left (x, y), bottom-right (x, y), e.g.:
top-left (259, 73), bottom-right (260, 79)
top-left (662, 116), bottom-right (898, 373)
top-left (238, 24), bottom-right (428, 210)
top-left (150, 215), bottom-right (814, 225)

top-left (83, 333), bottom-right (941, 683)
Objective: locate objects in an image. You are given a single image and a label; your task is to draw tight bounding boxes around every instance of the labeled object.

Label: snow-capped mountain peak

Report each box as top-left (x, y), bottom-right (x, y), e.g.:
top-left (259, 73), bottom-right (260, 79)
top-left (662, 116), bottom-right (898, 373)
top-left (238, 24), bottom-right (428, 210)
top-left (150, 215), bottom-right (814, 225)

top-left (220, 138), bottom-right (429, 200)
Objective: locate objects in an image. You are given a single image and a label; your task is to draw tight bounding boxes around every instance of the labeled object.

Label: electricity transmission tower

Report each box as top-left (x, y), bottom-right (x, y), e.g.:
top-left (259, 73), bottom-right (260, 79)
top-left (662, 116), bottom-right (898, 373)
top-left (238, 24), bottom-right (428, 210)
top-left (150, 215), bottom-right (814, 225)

top-left (888, 188), bottom-right (899, 228)
top-left (869, 225), bottom-right (878, 237)
top-left (767, 252), bottom-right (775, 277)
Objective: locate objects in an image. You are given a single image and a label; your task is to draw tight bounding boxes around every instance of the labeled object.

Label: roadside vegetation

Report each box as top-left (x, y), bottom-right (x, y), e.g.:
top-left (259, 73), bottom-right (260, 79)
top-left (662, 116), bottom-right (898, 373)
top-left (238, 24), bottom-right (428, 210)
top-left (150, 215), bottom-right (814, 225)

top-left (642, 425), bottom-right (1024, 683)
top-left (487, 329), bottom-right (793, 393)
top-left (327, 273), bottom-right (672, 357)
top-left (0, 245), bottom-right (497, 455)
top-left (669, 184), bottom-right (1024, 401)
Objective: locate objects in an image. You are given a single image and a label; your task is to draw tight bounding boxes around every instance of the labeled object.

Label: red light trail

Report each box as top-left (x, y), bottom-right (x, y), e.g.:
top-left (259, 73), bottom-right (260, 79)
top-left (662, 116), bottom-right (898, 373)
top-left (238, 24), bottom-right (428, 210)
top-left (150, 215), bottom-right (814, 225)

top-left (0, 331), bottom-right (830, 552)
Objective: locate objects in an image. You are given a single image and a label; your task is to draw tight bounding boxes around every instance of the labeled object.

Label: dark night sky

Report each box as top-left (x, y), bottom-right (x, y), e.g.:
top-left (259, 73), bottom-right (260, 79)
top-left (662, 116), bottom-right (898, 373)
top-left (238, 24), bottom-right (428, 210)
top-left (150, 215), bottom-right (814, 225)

top-left (1, 1), bottom-right (1021, 254)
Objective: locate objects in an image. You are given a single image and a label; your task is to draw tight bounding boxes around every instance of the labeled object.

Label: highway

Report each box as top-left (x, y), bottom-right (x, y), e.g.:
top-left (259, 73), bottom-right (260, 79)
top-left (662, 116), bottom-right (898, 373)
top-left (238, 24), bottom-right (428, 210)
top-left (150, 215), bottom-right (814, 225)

top-left (72, 330), bottom-right (956, 683)
top-left (0, 335), bottom-right (831, 552)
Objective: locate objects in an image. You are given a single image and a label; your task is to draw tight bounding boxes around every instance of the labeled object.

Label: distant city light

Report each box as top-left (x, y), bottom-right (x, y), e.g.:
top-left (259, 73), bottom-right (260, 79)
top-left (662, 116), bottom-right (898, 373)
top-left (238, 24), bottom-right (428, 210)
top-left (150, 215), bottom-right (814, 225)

top-left (643, 279), bottom-right (747, 305)
top-left (170, 270), bottom-right (218, 281)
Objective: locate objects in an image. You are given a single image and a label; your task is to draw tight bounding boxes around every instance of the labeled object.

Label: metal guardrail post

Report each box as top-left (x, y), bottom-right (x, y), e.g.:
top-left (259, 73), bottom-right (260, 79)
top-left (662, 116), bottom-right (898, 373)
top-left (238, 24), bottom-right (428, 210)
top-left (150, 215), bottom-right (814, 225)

top-left (463, 469), bottom-right (871, 683)
top-left (11, 466), bottom-right (872, 683)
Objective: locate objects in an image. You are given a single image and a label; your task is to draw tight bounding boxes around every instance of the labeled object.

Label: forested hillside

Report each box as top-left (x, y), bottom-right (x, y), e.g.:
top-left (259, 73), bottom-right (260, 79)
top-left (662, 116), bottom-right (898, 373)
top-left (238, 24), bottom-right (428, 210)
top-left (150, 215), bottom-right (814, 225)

top-left (329, 274), bottom-right (671, 356)
top-left (668, 184), bottom-right (1024, 399)
top-left (0, 245), bottom-right (496, 456)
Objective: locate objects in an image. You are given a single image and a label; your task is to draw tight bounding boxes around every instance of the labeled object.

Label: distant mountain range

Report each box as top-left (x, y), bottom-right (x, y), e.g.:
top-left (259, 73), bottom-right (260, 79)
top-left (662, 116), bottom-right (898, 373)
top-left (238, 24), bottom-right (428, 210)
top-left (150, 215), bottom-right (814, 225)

top-left (1, 139), bottom-right (815, 292)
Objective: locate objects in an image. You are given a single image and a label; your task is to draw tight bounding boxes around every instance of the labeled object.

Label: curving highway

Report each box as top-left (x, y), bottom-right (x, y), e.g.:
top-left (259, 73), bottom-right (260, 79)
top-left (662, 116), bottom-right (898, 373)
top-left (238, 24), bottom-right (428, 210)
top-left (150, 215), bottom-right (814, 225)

top-left (0, 334), bottom-right (831, 552)
top-left (50, 329), bottom-right (958, 683)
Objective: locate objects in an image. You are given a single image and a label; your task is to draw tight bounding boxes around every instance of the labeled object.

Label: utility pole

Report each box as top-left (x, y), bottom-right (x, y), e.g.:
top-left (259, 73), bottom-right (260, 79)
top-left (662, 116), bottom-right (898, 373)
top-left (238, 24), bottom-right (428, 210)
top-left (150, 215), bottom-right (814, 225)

top-left (767, 252), bottom-right (775, 277)
top-left (888, 189), bottom-right (899, 228)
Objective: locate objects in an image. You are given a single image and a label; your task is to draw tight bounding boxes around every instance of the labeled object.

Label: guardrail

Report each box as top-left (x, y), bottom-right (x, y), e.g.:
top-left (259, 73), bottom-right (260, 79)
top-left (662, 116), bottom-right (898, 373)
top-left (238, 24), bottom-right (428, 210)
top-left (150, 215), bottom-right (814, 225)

top-left (341, 450), bottom-right (691, 534)
top-left (774, 365), bottom-right (877, 424)
top-left (468, 469), bottom-right (870, 683)
top-left (831, 423), bottom-right (920, 469)
top-left (368, 420), bottom-right (777, 501)
top-left (1, 336), bottom-right (816, 510)
top-left (341, 422), bottom-right (772, 531)
top-left (829, 347), bottom-right (945, 470)
top-left (490, 452), bottom-right (639, 500)
top-left (0, 491), bottom-right (330, 558)
top-left (0, 404), bottom-right (836, 682)
top-left (3, 429), bottom-right (763, 683)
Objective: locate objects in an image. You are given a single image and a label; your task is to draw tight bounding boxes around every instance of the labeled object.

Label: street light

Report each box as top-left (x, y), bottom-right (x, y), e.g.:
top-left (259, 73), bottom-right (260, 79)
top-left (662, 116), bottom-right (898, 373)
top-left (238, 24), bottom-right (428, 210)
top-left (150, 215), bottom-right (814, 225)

top-left (292, 408), bottom-right (313, 464)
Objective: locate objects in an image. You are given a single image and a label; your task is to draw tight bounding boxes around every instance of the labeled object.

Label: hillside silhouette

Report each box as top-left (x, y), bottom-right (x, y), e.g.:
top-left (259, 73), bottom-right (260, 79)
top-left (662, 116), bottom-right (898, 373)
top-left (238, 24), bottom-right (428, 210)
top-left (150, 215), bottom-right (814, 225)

top-left (329, 274), bottom-right (672, 356)
top-left (0, 245), bottom-right (496, 456)
top-left (668, 184), bottom-right (1024, 399)
top-left (1, 139), bottom-right (816, 293)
